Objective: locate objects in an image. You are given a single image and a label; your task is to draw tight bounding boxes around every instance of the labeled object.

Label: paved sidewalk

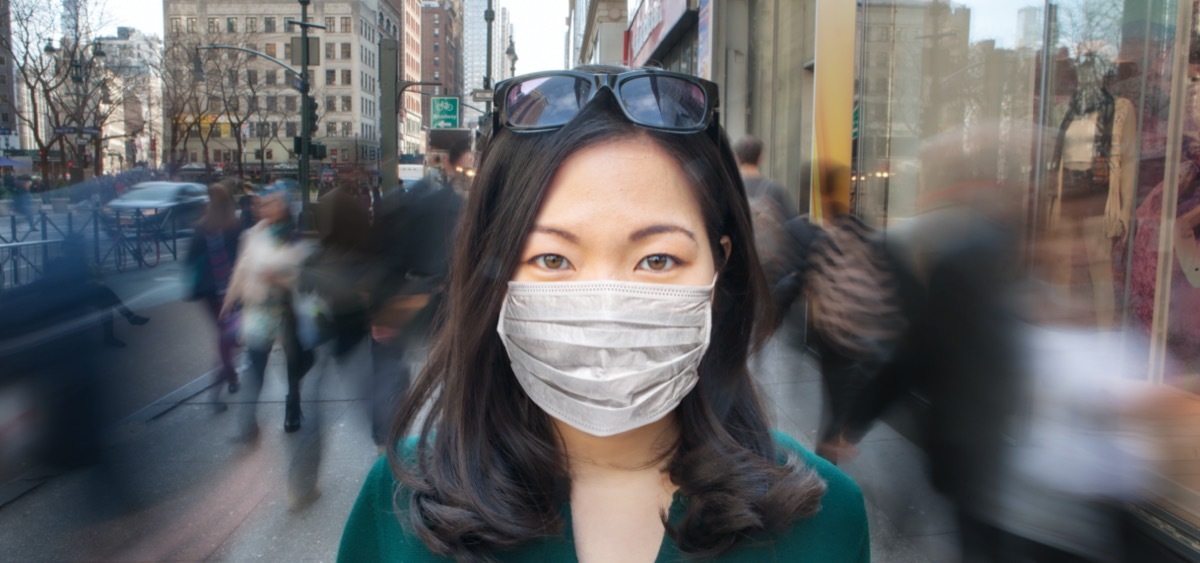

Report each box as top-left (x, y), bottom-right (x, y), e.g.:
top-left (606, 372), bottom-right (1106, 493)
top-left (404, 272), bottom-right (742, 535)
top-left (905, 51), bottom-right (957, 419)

top-left (0, 328), bottom-right (957, 561)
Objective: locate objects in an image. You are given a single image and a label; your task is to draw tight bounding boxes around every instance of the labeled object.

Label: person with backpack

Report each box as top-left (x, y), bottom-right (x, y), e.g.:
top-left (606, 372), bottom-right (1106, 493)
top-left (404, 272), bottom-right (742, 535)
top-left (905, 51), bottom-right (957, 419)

top-left (772, 161), bottom-right (906, 463)
top-left (734, 136), bottom-right (797, 289)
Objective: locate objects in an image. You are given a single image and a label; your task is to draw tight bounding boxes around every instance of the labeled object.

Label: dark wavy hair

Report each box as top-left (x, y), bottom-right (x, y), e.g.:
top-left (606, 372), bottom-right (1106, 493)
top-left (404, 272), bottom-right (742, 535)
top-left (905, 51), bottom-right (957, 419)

top-left (387, 67), bottom-right (826, 560)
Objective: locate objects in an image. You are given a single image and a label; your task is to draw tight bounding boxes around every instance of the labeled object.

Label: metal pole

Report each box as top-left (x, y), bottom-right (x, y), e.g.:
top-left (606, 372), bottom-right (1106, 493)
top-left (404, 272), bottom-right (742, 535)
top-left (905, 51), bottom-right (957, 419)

top-left (484, 0), bottom-right (495, 115)
top-left (299, 0), bottom-right (313, 230)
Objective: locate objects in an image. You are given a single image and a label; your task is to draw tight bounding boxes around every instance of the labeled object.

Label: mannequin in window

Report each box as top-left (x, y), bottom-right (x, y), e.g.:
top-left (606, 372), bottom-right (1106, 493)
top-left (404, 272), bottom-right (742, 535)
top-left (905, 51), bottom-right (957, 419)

top-left (1049, 55), bottom-right (1137, 329)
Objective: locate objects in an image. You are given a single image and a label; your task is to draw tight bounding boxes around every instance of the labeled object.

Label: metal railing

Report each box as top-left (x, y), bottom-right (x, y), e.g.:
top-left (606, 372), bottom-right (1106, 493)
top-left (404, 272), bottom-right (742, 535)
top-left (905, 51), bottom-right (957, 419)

top-left (0, 207), bottom-right (183, 289)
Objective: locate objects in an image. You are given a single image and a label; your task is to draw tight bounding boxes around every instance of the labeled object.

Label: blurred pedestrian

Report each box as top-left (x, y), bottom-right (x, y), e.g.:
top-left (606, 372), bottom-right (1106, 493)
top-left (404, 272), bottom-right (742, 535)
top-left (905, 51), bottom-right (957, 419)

top-left (187, 180), bottom-right (247, 411)
top-left (734, 135), bottom-right (797, 287)
top-left (222, 185), bottom-right (314, 440)
top-left (13, 176), bottom-right (36, 230)
top-left (339, 66), bottom-right (867, 561)
top-left (363, 139), bottom-right (467, 449)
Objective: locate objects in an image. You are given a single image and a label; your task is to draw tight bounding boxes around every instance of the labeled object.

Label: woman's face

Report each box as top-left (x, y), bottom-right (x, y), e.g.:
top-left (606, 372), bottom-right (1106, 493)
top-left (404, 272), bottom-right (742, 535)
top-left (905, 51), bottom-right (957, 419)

top-left (513, 136), bottom-right (728, 286)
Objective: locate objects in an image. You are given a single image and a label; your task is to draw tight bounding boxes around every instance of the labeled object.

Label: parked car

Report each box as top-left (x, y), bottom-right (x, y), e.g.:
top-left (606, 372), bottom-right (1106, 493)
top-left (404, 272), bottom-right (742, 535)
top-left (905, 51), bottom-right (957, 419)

top-left (102, 182), bottom-right (209, 236)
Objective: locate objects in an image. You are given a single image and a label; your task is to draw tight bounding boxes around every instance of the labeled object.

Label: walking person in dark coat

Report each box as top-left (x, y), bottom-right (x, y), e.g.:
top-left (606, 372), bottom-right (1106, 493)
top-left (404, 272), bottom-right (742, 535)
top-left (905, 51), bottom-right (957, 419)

top-left (187, 180), bottom-right (247, 410)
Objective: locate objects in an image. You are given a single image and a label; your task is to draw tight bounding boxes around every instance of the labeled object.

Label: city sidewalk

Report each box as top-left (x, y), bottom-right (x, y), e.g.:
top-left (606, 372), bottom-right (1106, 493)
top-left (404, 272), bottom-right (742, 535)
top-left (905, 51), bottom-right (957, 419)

top-left (0, 329), bottom-right (956, 561)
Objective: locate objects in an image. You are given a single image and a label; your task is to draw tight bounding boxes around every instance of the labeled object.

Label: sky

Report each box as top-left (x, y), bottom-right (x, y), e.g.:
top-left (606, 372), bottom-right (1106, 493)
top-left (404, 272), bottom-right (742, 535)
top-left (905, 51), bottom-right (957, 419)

top-left (103, 1), bottom-right (568, 74)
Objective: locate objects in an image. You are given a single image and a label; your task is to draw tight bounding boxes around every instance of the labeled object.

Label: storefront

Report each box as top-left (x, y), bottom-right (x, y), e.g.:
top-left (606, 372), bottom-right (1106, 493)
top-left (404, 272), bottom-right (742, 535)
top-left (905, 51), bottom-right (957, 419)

top-left (853, 0), bottom-right (1200, 556)
top-left (626, 0), bottom-right (699, 76)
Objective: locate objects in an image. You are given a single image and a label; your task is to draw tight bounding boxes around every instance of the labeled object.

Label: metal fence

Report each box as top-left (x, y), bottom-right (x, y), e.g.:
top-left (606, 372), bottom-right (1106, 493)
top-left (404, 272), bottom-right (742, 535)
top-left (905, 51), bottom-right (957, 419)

top-left (0, 208), bottom-right (183, 290)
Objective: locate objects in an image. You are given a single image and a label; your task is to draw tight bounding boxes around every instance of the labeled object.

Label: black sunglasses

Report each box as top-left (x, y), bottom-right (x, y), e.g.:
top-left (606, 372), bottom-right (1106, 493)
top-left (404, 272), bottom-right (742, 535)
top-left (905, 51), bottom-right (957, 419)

top-left (493, 70), bottom-right (720, 134)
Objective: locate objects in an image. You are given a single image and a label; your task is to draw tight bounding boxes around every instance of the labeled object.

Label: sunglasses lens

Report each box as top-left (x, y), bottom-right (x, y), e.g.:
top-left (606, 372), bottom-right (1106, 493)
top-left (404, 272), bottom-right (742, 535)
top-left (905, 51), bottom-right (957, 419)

top-left (619, 76), bottom-right (708, 129)
top-left (504, 76), bottom-right (593, 129)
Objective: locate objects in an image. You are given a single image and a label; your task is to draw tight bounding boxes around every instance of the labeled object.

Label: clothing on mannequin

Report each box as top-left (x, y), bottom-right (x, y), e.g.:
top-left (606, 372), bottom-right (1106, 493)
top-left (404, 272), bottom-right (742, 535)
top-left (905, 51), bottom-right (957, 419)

top-left (1048, 71), bottom-right (1137, 328)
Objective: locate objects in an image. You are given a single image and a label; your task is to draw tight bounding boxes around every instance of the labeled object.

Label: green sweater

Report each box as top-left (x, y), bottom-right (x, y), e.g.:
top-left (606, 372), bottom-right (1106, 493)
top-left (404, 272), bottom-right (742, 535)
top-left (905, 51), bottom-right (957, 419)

top-left (338, 431), bottom-right (870, 562)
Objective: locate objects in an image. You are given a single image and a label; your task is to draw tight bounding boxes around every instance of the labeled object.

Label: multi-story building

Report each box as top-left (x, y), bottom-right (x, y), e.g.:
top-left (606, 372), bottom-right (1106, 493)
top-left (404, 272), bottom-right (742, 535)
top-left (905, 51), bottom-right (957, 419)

top-left (568, 0), bottom-right (625, 68)
top-left (162, 0), bottom-right (387, 179)
top-left (421, 1), bottom-right (461, 131)
top-left (493, 6), bottom-right (511, 82)
top-left (459, 0), bottom-right (489, 124)
top-left (397, 0), bottom-right (423, 154)
top-left (0, 0), bottom-right (18, 156)
top-left (97, 26), bottom-right (163, 171)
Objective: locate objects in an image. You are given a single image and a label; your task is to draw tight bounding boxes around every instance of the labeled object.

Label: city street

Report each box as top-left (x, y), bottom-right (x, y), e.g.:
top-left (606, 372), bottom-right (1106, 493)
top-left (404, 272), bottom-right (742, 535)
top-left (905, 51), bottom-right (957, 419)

top-left (0, 263), bottom-right (957, 561)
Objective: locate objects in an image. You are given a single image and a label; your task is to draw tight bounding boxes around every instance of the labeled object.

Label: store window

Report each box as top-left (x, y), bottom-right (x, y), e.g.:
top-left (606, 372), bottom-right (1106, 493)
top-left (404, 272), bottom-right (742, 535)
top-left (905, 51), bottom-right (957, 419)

top-left (854, 0), bottom-right (1200, 549)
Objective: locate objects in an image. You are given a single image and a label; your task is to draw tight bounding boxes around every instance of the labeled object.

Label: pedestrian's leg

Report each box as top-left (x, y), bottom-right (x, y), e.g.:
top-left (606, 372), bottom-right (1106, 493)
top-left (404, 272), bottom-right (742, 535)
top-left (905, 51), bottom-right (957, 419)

top-left (205, 296), bottom-right (238, 390)
top-left (282, 314), bottom-right (311, 433)
top-left (101, 308), bottom-right (124, 348)
top-left (369, 337), bottom-right (410, 448)
top-left (236, 346), bottom-right (270, 442)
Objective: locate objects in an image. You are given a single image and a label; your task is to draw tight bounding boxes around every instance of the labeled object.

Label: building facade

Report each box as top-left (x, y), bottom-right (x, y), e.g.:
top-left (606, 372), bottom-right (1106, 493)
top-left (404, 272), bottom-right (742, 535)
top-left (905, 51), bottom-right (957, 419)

top-left (421, 0), bottom-right (462, 131)
top-left (97, 26), bottom-right (163, 172)
top-left (0, 0), bottom-right (18, 156)
top-left (569, 0), bottom-right (625, 67)
top-left (162, 0), bottom-right (388, 180)
top-left (397, 0), bottom-right (423, 154)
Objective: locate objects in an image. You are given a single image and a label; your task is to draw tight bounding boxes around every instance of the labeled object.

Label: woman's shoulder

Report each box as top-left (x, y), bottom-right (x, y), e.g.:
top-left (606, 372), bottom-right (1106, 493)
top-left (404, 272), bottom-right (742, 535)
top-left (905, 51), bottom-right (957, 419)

top-left (338, 438), bottom-right (450, 562)
top-left (765, 430), bottom-right (870, 561)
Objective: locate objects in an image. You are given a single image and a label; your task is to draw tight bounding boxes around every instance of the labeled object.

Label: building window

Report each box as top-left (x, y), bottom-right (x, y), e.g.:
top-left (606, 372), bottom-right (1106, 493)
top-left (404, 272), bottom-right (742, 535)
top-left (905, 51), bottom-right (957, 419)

top-left (265, 70), bottom-right (277, 85)
top-left (341, 17), bottom-right (351, 33)
top-left (211, 124), bottom-right (222, 138)
top-left (433, 71), bottom-right (439, 80)
top-left (285, 19), bottom-right (295, 33)
top-left (434, 28), bottom-right (439, 37)
top-left (247, 17), bottom-right (257, 32)
top-left (170, 18), bottom-right (181, 34)
top-left (326, 43), bottom-right (335, 60)
top-left (286, 121), bottom-right (297, 137)
top-left (286, 96), bottom-right (297, 112)
top-left (208, 18), bottom-right (218, 33)
top-left (247, 70), bottom-right (257, 86)
top-left (434, 43), bottom-right (439, 52)
top-left (266, 149), bottom-right (274, 160)
top-left (433, 14), bottom-right (440, 24)
top-left (326, 69), bottom-right (336, 85)
top-left (434, 56), bottom-right (439, 66)
top-left (342, 96), bottom-right (352, 112)
top-left (266, 96), bottom-right (277, 111)
top-left (342, 69), bottom-right (351, 85)
top-left (265, 43), bottom-right (276, 58)
top-left (326, 121), bottom-right (336, 137)
top-left (228, 69), bottom-right (238, 86)
top-left (186, 18), bottom-right (196, 33)
top-left (342, 43), bottom-right (351, 60)
top-left (284, 42), bottom-right (292, 59)
top-left (264, 17), bottom-right (275, 33)
top-left (255, 149), bottom-right (263, 160)
top-left (325, 17), bottom-right (335, 31)
top-left (226, 18), bottom-right (237, 33)
top-left (326, 95), bottom-right (336, 112)
top-left (342, 122), bottom-right (352, 137)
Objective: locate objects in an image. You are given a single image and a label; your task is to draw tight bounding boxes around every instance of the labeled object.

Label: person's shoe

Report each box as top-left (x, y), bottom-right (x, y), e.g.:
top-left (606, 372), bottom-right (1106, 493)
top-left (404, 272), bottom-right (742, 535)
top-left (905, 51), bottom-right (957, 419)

top-left (104, 336), bottom-right (127, 348)
top-left (227, 381), bottom-right (240, 394)
top-left (126, 315), bottom-right (149, 326)
top-left (284, 395), bottom-right (303, 433)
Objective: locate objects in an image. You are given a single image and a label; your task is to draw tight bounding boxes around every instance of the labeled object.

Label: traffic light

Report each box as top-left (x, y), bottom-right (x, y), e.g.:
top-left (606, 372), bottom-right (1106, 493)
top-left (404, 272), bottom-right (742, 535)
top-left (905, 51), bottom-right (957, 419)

top-left (307, 95), bottom-right (319, 129)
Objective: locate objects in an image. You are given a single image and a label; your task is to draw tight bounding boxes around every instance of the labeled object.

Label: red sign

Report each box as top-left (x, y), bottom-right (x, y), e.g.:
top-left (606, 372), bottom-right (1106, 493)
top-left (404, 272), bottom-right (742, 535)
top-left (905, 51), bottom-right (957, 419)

top-left (627, 0), bottom-right (689, 67)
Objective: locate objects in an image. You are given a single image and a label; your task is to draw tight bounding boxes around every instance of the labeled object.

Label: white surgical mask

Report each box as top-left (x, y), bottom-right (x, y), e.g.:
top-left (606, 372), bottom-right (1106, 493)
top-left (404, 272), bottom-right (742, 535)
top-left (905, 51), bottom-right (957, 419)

top-left (497, 279), bottom-right (715, 437)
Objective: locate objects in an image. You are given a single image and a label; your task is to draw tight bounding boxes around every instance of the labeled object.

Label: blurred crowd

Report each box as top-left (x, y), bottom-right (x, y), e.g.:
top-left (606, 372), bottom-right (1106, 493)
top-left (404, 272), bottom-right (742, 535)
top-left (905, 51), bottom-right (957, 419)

top-left (0, 123), bottom-right (1194, 561)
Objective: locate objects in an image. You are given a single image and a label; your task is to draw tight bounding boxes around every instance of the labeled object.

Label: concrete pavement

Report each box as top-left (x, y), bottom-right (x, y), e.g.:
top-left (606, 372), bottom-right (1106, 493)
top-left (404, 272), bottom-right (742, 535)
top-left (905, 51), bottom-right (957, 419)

top-left (0, 312), bottom-right (957, 561)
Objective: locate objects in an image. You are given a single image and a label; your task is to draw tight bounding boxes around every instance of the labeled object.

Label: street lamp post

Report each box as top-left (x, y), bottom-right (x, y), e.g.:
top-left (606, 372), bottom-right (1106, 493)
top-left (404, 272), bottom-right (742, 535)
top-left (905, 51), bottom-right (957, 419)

top-left (506, 37), bottom-right (517, 78)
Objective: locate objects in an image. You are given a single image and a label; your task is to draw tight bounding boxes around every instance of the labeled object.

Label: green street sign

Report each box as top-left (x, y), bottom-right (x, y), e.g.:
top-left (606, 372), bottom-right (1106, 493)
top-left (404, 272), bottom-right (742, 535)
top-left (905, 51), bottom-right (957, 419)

top-left (431, 96), bottom-right (459, 129)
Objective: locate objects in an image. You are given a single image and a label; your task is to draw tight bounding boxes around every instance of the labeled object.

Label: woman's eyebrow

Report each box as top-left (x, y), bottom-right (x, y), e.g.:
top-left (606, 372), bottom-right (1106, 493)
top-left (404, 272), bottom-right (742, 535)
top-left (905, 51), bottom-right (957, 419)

top-left (629, 224), bottom-right (697, 242)
top-left (532, 226), bottom-right (580, 244)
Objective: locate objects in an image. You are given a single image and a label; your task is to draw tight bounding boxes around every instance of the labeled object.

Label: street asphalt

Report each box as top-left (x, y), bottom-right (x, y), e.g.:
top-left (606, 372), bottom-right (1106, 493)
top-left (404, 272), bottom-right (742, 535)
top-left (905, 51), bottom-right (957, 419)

top-left (0, 260), bottom-right (956, 561)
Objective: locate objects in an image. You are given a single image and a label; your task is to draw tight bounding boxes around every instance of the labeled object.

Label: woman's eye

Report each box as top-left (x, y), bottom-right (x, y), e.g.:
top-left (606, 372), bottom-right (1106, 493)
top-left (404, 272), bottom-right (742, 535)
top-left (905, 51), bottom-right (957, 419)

top-left (638, 254), bottom-right (678, 271)
top-left (532, 254), bottom-right (572, 270)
